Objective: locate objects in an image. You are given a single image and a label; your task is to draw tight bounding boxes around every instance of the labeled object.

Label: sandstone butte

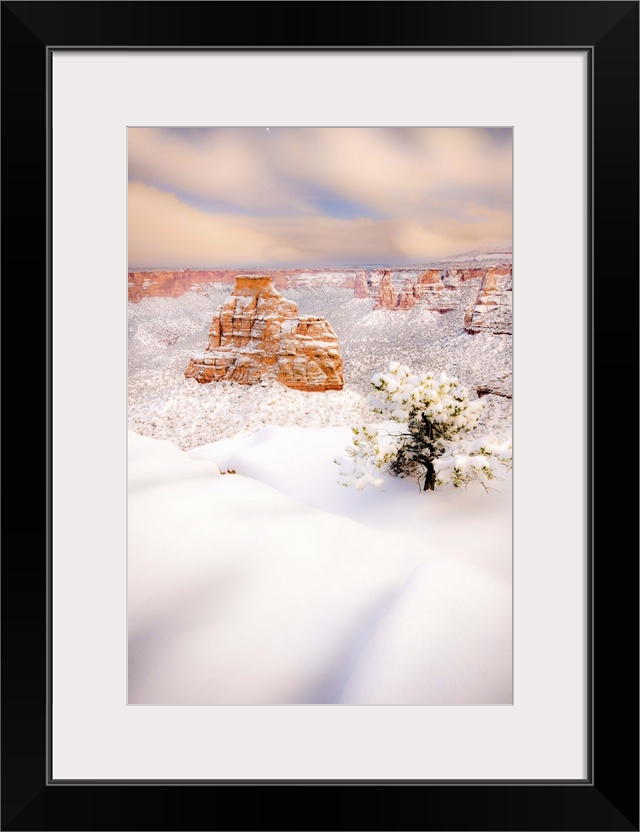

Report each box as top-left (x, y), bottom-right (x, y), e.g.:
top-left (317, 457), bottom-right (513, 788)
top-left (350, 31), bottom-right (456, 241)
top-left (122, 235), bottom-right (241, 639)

top-left (185, 275), bottom-right (344, 392)
top-left (464, 265), bottom-right (513, 335)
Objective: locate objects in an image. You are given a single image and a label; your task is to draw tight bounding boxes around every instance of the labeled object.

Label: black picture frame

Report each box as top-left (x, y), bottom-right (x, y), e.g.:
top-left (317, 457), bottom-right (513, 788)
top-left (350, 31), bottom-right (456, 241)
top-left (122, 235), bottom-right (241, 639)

top-left (2, 2), bottom-right (638, 830)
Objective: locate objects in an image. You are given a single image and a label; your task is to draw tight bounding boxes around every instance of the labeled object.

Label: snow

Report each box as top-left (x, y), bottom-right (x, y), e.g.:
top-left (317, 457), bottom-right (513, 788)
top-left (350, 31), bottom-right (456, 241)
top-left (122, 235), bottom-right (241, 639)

top-left (129, 427), bottom-right (512, 704)
top-left (128, 278), bottom-right (512, 705)
top-left (128, 283), bottom-right (512, 451)
top-left (128, 431), bottom-right (220, 492)
top-left (441, 244), bottom-right (513, 264)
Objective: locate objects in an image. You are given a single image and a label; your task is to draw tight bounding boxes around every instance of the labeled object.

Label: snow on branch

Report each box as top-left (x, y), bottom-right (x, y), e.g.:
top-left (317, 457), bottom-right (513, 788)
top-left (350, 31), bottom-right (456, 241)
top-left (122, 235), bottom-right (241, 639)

top-left (335, 362), bottom-right (512, 492)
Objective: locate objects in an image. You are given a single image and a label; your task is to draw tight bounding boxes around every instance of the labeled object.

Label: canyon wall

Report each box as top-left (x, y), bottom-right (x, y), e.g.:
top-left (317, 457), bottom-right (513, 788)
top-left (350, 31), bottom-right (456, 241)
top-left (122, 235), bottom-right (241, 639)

top-left (464, 266), bottom-right (513, 335)
top-left (131, 262), bottom-right (513, 337)
top-left (129, 267), bottom-right (364, 302)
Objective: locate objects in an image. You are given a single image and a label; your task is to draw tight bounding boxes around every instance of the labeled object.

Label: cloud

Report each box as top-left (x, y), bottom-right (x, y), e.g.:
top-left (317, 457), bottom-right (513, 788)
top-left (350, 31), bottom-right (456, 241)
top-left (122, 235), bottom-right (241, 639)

top-left (129, 181), bottom-right (510, 268)
top-left (278, 127), bottom-right (512, 217)
top-left (128, 128), bottom-right (512, 267)
top-left (128, 182), bottom-right (275, 267)
top-left (128, 128), bottom-right (313, 216)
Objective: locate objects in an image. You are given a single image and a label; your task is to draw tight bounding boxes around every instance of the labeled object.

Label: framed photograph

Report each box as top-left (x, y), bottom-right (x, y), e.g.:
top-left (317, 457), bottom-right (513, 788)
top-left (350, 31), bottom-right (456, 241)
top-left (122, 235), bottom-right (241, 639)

top-left (126, 123), bottom-right (515, 712)
top-left (2, 2), bottom-right (637, 830)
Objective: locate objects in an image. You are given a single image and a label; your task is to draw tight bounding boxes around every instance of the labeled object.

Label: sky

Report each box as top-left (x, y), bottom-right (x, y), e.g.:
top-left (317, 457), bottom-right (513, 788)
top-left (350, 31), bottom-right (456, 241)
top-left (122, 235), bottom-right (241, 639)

top-left (128, 127), bottom-right (512, 269)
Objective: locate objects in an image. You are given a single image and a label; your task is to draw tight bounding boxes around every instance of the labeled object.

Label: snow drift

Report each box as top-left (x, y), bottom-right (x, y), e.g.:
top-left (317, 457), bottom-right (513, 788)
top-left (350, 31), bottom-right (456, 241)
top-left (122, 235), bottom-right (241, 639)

top-left (128, 428), bottom-right (512, 705)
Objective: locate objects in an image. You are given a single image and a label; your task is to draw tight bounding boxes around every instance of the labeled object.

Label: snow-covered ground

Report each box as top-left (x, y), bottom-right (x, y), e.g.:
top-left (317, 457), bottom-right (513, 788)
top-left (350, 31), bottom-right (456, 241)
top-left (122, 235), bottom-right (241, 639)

top-left (128, 282), bottom-right (513, 705)
top-left (129, 428), bottom-right (512, 705)
top-left (128, 283), bottom-right (512, 450)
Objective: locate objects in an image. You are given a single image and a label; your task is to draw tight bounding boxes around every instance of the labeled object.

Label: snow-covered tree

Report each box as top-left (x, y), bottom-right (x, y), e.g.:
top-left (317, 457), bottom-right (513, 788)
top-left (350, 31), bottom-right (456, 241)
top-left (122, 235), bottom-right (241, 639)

top-left (336, 362), bottom-right (512, 492)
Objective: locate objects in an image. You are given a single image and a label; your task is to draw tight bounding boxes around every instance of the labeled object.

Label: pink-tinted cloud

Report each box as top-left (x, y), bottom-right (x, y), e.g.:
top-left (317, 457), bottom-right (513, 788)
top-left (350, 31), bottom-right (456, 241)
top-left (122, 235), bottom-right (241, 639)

top-left (128, 127), bottom-right (511, 267)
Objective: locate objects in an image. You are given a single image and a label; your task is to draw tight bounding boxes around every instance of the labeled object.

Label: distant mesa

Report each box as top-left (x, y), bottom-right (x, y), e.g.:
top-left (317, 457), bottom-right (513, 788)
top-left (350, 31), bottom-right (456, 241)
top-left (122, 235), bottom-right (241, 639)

top-left (441, 244), bottom-right (513, 263)
top-left (128, 268), bottom-right (235, 302)
top-left (128, 267), bottom-right (359, 302)
top-left (185, 275), bottom-right (344, 392)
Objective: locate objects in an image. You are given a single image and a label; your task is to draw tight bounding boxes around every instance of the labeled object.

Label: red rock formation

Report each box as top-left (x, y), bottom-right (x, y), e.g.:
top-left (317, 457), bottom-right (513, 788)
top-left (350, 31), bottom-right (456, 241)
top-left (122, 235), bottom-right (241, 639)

top-left (128, 269), bottom-right (238, 302)
top-left (396, 278), bottom-right (418, 310)
top-left (374, 272), bottom-right (398, 310)
top-left (415, 269), bottom-right (457, 311)
top-left (129, 267), bottom-right (362, 302)
top-left (464, 266), bottom-right (513, 334)
top-left (445, 267), bottom-right (487, 286)
top-left (394, 270), bottom-right (458, 312)
top-left (185, 276), bottom-right (344, 392)
top-left (129, 263), bottom-right (512, 317)
top-left (354, 273), bottom-right (370, 298)
top-left (417, 269), bottom-right (442, 286)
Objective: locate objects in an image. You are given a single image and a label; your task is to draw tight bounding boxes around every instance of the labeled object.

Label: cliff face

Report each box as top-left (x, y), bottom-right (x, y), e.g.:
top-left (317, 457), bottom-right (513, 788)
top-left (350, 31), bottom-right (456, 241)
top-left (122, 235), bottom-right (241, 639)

top-left (128, 269), bottom-right (236, 302)
top-left (185, 276), bottom-right (344, 392)
top-left (369, 264), bottom-right (512, 324)
top-left (445, 267), bottom-right (486, 284)
top-left (131, 264), bottom-right (513, 337)
top-left (353, 273), bottom-right (370, 298)
top-left (464, 266), bottom-right (513, 334)
top-left (396, 269), bottom-right (458, 312)
top-left (129, 267), bottom-right (362, 302)
top-left (373, 272), bottom-right (397, 310)
top-left (374, 269), bottom-right (458, 312)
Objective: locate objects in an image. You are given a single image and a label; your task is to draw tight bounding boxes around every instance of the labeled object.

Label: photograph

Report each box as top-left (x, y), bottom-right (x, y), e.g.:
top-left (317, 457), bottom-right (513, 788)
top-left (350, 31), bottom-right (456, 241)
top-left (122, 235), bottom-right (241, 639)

top-left (127, 126), bottom-right (514, 705)
top-left (2, 0), bottom-right (637, 826)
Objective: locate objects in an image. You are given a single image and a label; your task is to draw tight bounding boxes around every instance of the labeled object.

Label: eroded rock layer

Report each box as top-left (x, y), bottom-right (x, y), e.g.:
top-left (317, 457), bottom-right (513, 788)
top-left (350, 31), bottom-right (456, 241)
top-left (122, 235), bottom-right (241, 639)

top-left (373, 272), bottom-right (398, 310)
top-left (185, 276), bottom-right (344, 391)
top-left (464, 266), bottom-right (513, 334)
top-left (396, 269), bottom-right (459, 312)
top-left (128, 267), bottom-right (361, 302)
